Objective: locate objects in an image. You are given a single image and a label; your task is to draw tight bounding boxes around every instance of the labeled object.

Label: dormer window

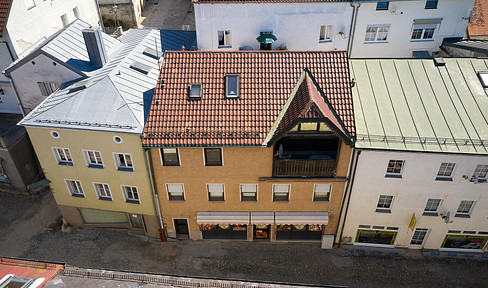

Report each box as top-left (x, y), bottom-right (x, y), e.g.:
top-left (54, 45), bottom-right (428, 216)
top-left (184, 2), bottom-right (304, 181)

top-left (225, 75), bottom-right (239, 98)
top-left (189, 83), bottom-right (202, 99)
top-left (290, 122), bottom-right (331, 133)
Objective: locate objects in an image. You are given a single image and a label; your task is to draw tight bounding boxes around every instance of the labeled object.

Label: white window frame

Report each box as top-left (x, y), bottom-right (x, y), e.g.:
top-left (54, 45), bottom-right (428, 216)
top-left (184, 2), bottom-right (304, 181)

top-left (364, 25), bottom-right (390, 43)
top-left (385, 160), bottom-right (405, 177)
top-left (225, 75), bottom-right (239, 98)
top-left (273, 184), bottom-right (290, 202)
top-left (166, 183), bottom-right (185, 201)
top-left (121, 185), bottom-right (140, 204)
top-left (411, 24), bottom-right (437, 41)
top-left (207, 183), bottom-right (225, 201)
top-left (436, 162), bottom-right (455, 180)
top-left (313, 184), bottom-right (331, 201)
top-left (423, 198), bottom-right (442, 215)
top-left (473, 164), bottom-right (488, 182)
top-left (114, 153), bottom-right (134, 171)
top-left (410, 228), bottom-right (429, 246)
top-left (240, 184), bottom-right (258, 201)
top-left (65, 179), bottom-right (84, 197)
top-left (218, 30), bottom-right (231, 47)
top-left (376, 195), bottom-right (394, 212)
top-left (93, 182), bottom-right (112, 200)
top-left (319, 25), bottom-right (333, 42)
top-left (52, 147), bottom-right (74, 166)
top-left (83, 149), bottom-right (104, 168)
top-left (456, 200), bottom-right (475, 217)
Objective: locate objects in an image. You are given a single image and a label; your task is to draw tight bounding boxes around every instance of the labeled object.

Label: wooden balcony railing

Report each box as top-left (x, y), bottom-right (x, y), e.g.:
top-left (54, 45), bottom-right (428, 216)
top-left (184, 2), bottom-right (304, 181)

top-left (273, 159), bottom-right (337, 177)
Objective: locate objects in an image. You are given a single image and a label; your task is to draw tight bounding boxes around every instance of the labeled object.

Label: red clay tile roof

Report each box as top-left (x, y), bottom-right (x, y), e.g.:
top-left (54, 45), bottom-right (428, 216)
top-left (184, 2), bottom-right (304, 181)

top-left (143, 51), bottom-right (354, 147)
top-left (269, 71), bottom-right (352, 144)
top-left (0, 0), bottom-right (10, 37)
top-left (469, 0), bottom-right (488, 36)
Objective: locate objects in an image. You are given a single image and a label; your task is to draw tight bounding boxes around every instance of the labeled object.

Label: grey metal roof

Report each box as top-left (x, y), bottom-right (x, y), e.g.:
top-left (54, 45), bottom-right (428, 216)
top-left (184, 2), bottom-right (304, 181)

top-left (19, 28), bottom-right (162, 134)
top-left (5, 19), bottom-right (122, 74)
top-left (351, 58), bottom-right (488, 154)
top-left (442, 38), bottom-right (488, 56)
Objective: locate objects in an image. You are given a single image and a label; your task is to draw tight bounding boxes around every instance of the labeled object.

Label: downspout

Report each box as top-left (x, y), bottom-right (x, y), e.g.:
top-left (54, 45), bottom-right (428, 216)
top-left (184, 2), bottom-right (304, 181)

top-left (143, 145), bottom-right (166, 242)
top-left (335, 148), bottom-right (361, 246)
top-left (347, 2), bottom-right (361, 58)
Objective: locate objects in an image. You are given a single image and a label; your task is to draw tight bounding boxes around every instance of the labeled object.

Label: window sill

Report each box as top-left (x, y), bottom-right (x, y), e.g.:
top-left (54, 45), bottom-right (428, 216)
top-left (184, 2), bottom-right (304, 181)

top-left (218, 45), bottom-right (232, 48)
top-left (208, 199), bottom-right (225, 202)
top-left (319, 40), bottom-right (332, 43)
top-left (126, 199), bottom-right (140, 204)
top-left (169, 199), bottom-right (185, 201)
top-left (313, 199), bottom-right (330, 202)
top-left (410, 39), bottom-right (435, 42)
top-left (71, 194), bottom-right (85, 198)
top-left (273, 200), bottom-right (289, 202)
top-left (88, 164), bottom-right (104, 169)
top-left (364, 41), bottom-right (388, 44)
top-left (385, 174), bottom-right (402, 178)
top-left (241, 199), bottom-right (257, 202)
top-left (422, 212), bottom-right (438, 216)
top-left (117, 167), bottom-right (134, 172)
top-left (205, 163), bottom-right (223, 166)
top-left (98, 197), bottom-right (112, 201)
top-left (454, 214), bottom-right (470, 218)
top-left (58, 161), bottom-right (74, 166)
top-left (375, 209), bottom-right (391, 213)
top-left (435, 177), bottom-right (452, 181)
top-left (163, 163), bottom-right (180, 166)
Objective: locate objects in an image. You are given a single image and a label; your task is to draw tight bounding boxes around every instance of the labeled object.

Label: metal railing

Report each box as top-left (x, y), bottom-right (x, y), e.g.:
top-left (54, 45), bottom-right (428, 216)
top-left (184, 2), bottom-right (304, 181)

top-left (273, 159), bottom-right (336, 177)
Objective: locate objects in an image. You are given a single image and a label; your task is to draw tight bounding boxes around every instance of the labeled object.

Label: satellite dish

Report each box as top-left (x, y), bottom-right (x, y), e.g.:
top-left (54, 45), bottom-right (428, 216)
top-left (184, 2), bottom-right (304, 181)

top-left (278, 144), bottom-right (283, 158)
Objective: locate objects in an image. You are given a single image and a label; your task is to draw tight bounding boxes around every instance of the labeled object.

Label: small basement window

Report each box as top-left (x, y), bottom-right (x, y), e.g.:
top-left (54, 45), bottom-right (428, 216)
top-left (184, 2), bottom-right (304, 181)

top-left (478, 72), bottom-right (488, 88)
top-left (225, 75), bottom-right (239, 98)
top-left (143, 47), bottom-right (162, 60)
top-left (189, 83), bottom-right (202, 99)
top-left (130, 61), bottom-right (151, 75)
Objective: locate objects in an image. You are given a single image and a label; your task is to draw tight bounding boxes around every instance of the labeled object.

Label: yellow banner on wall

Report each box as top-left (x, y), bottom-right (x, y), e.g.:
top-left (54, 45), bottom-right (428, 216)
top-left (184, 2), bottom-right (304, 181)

top-left (409, 213), bottom-right (416, 231)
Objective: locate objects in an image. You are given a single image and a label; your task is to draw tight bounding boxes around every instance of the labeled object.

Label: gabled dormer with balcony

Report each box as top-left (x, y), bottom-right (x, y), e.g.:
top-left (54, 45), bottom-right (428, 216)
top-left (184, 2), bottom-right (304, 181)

top-left (265, 70), bottom-right (353, 178)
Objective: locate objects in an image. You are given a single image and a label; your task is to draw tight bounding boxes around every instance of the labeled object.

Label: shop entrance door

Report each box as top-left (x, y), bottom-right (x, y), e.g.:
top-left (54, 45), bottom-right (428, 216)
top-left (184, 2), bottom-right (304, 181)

top-left (174, 219), bottom-right (189, 239)
top-left (253, 225), bottom-right (270, 241)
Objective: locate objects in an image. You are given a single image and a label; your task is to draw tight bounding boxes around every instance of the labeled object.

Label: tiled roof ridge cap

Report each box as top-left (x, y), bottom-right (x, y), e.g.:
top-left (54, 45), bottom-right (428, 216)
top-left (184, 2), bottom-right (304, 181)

top-left (164, 50), bottom-right (348, 54)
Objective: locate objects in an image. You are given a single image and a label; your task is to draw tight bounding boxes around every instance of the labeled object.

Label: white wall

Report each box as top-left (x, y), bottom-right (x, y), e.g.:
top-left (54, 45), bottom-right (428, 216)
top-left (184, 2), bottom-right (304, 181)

top-left (194, 2), bottom-right (353, 51)
top-left (351, 0), bottom-right (475, 58)
top-left (7, 0), bottom-right (101, 55)
top-left (342, 150), bottom-right (488, 251)
top-left (9, 53), bottom-right (83, 114)
top-left (0, 42), bottom-right (20, 114)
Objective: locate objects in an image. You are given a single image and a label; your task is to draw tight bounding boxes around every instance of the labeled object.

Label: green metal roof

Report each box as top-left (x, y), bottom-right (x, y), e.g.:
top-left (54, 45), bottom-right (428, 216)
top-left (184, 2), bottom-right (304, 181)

top-left (350, 58), bottom-right (488, 154)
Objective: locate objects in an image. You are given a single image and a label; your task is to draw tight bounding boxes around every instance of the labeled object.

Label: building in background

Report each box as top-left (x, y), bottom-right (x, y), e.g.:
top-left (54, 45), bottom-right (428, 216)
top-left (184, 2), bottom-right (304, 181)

top-left (468, 0), bottom-right (488, 40)
top-left (97, 0), bottom-right (145, 32)
top-left (17, 20), bottom-right (163, 238)
top-left (339, 58), bottom-right (488, 252)
top-left (143, 51), bottom-right (354, 246)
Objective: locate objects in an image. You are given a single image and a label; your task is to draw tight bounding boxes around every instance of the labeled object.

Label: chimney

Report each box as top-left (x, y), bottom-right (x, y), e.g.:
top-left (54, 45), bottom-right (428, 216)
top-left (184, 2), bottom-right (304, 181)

top-left (82, 27), bottom-right (107, 68)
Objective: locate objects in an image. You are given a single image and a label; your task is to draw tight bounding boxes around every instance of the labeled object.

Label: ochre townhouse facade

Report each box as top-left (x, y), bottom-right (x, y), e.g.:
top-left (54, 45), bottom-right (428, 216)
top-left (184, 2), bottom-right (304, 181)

top-left (144, 51), bottom-right (355, 244)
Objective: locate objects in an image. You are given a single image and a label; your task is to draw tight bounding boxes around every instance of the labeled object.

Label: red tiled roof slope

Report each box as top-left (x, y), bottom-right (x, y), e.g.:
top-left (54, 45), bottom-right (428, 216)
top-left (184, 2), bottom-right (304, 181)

top-left (273, 73), bottom-right (351, 143)
top-left (0, 0), bottom-right (10, 37)
top-left (469, 0), bottom-right (488, 36)
top-left (143, 51), bottom-right (354, 147)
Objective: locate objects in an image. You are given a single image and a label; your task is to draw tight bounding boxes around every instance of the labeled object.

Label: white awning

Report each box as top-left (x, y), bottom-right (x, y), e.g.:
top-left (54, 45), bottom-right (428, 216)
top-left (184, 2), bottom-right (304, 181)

top-left (250, 212), bottom-right (274, 224)
top-left (196, 212), bottom-right (250, 225)
top-left (275, 212), bottom-right (328, 225)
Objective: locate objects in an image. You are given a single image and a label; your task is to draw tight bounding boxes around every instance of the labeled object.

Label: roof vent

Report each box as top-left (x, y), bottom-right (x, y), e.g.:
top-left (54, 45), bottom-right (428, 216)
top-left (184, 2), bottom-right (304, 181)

top-left (225, 75), bottom-right (239, 98)
top-left (433, 57), bottom-right (446, 66)
top-left (478, 72), bottom-right (488, 88)
top-left (82, 27), bottom-right (107, 68)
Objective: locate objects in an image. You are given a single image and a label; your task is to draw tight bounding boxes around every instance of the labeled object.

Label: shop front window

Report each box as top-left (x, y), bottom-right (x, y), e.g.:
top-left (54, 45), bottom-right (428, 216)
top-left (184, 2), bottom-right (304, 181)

top-left (276, 224), bottom-right (323, 241)
top-left (254, 224), bottom-right (270, 240)
top-left (441, 234), bottom-right (488, 250)
top-left (201, 224), bottom-right (247, 240)
top-left (355, 229), bottom-right (397, 245)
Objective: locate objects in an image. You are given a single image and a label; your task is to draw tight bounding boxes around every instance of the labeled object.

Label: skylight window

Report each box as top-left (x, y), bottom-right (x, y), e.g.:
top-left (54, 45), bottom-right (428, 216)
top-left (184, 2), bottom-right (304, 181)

top-left (225, 75), bottom-right (239, 98)
top-left (189, 83), bottom-right (202, 99)
top-left (478, 72), bottom-right (488, 88)
top-left (69, 79), bottom-right (93, 93)
top-left (130, 61), bottom-right (151, 75)
top-left (143, 47), bottom-right (162, 60)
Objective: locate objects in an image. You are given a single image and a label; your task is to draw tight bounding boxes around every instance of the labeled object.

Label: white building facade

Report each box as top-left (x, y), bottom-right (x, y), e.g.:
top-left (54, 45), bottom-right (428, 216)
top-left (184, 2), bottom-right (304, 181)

top-left (340, 58), bottom-right (488, 252)
top-left (350, 0), bottom-right (475, 58)
top-left (193, 1), bottom-right (353, 51)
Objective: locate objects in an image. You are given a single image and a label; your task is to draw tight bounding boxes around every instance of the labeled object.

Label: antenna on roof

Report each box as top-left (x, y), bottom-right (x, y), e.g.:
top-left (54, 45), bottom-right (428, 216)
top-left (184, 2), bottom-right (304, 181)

top-left (154, 38), bottom-right (161, 70)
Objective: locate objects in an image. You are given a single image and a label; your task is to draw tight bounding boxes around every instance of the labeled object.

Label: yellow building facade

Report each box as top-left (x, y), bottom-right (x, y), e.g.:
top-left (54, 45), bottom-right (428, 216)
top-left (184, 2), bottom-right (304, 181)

top-left (27, 127), bottom-right (159, 238)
